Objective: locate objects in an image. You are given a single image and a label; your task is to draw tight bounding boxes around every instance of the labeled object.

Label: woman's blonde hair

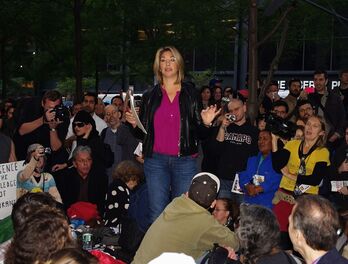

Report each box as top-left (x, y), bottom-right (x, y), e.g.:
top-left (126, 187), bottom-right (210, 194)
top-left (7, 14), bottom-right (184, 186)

top-left (307, 115), bottom-right (327, 147)
top-left (153, 46), bottom-right (184, 85)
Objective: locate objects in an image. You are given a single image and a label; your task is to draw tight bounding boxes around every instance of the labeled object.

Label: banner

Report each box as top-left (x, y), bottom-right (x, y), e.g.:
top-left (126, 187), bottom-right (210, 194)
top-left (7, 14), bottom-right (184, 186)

top-left (0, 161), bottom-right (24, 219)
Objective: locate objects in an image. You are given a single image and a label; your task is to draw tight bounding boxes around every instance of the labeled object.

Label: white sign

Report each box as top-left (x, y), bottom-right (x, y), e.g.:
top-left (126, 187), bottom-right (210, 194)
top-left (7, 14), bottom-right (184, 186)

top-left (0, 161), bottom-right (24, 219)
top-left (231, 173), bottom-right (244, 194)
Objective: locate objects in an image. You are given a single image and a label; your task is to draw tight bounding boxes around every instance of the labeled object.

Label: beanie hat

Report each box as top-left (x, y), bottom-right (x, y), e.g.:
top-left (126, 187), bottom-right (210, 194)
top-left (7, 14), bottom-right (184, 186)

top-left (73, 110), bottom-right (97, 133)
top-left (188, 172), bottom-right (220, 209)
top-left (73, 110), bottom-right (95, 125)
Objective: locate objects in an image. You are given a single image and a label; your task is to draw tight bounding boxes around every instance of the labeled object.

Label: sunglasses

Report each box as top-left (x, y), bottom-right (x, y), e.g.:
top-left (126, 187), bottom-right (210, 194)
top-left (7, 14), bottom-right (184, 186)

top-left (73, 122), bottom-right (86, 128)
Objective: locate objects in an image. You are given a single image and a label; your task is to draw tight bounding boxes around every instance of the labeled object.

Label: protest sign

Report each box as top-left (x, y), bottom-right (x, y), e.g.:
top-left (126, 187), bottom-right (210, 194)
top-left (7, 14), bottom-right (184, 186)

top-left (0, 161), bottom-right (24, 219)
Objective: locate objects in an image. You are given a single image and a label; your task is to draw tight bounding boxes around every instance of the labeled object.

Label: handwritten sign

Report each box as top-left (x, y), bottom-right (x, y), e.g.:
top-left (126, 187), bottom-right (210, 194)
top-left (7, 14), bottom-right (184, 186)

top-left (0, 161), bottom-right (24, 219)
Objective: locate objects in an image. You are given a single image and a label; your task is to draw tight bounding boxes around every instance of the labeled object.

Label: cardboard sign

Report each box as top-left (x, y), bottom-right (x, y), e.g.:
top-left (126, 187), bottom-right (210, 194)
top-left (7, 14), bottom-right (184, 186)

top-left (0, 161), bottom-right (24, 219)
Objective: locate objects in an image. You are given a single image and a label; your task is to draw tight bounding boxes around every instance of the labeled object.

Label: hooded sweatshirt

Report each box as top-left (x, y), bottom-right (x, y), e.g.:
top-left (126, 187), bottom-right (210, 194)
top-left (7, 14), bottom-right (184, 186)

top-left (132, 195), bottom-right (239, 264)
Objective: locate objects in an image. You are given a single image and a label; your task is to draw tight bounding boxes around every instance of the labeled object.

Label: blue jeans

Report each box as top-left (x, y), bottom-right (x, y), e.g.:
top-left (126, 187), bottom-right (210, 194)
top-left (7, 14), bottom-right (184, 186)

top-left (144, 153), bottom-right (198, 223)
top-left (218, 179), bottom-right (244, 206)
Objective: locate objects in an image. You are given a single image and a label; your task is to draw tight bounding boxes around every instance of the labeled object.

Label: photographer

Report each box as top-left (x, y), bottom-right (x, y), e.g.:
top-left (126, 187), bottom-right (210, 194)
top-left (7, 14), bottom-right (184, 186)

top-left (215, 96), bottom-right (258, 202)
top-left (17, 144), bottom-right (62, 203)
top-left (271, 115), bottom-right (330, 249)
top-left (13, 90), bottom-right (69, 168)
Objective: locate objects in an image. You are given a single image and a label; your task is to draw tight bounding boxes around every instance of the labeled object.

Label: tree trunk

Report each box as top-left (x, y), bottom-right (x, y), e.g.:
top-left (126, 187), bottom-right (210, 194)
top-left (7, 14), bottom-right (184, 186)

top-left (247, 0), bottom-right (258, 125)
top-left (0, 43), bottom-right (7, 99)
top-left (74, 0), bottom-right (83, 101)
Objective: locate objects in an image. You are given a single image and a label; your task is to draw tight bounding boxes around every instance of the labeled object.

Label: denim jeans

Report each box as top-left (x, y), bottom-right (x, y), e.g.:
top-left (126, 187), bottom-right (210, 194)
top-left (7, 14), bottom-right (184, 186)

top-left (218, 178), bottom-right (244, 206)
top-left (144, 153), bottom-right (198, 223)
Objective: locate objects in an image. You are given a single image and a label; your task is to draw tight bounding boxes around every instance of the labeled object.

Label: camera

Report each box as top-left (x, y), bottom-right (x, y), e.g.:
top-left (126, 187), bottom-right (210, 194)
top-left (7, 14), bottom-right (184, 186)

top-left (44, 147), bottom-right (52, 155)
top-left (38, 147), bottom-right (51, 156)
top-left (265, 113), bottom-right (296, 139)
top-left (226, 114), bottom-right (236, 122)
top-left (51, 105), bottom-right (69, 121)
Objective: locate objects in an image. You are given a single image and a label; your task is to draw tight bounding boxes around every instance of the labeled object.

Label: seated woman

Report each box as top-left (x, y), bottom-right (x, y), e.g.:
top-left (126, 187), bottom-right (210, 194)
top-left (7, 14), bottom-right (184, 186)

top-left (17, 144), bottom-right (62, 203)
top-left (104, 160), bottom-right (143, 227)
top-left (271, 115), bottom-right (330, 249)
top-left (237, 204), bottom-right (298, 264)
top-left (212, 198), bottom-right (239, 231)
top-left (239, 130), bottom-right (282, 209)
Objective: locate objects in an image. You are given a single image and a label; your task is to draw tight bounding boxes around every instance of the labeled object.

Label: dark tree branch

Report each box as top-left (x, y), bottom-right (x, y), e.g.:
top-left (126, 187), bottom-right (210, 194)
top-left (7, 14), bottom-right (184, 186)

top-left (258, 18), bottom-right (290, 104)
top-left (257, 5), bottom-right (294, 47)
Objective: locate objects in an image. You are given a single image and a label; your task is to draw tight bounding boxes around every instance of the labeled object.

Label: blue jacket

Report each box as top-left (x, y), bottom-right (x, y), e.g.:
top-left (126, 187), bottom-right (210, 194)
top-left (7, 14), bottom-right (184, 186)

top-left (239, 152), bottom-right (282, 209)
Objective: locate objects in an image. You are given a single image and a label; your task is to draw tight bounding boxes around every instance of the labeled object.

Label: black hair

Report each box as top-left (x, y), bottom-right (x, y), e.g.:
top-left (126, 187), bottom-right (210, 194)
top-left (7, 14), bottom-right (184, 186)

top-left (83, 92), bottom-right (98, 105)
top-left (271, 100), bottom-right (289, 113)
top-left (288, 79), bottom-right (301, 89)
top-left (314, 69), bottom-right (328, 80)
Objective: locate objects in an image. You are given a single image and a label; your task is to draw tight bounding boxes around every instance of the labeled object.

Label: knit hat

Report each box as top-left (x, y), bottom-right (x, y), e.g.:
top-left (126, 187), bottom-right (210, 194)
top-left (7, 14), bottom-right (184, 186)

top-left (73, 110), bottom-right (95, 125)
top-left (188, 172), bottom-right (220, 209)
top-left (73, 110), bottom-right (97, 134)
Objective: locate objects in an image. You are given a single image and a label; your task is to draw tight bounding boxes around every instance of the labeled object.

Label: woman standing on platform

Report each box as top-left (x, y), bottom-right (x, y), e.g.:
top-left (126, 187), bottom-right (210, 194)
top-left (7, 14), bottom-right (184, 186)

top-left (125, 46), bottom-right (220, 223)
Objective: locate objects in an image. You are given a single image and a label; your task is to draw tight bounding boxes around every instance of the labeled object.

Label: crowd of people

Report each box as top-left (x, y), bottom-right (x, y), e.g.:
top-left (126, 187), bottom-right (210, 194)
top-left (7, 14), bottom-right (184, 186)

top-left (0, 46), bottom-right (348, 264)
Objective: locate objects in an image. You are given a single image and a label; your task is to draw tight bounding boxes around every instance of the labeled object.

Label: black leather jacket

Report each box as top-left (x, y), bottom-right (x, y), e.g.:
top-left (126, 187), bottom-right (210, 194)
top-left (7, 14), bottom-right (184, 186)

top-left (132, 82), bottom-right (208, 158)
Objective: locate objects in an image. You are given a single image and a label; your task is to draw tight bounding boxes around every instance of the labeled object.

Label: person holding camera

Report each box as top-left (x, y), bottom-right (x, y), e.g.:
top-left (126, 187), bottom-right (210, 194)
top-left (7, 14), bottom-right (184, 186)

top-left (271, 115), bottom-right (330, 249)
top-left (13, 90), bottom-right (70, 167)
top-left (17, 143), bottom-right (62, 203)
top-left (215, 96), bottom-right (259, 202)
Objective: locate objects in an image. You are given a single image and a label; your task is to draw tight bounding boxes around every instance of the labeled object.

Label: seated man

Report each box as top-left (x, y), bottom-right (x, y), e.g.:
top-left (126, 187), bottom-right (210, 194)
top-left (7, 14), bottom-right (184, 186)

top-left (289, 195), bottom-right (348, 264)
top-left (132, 172), bottom-right (239, 264)
top-left (58, 145), bottom-right (108, 215)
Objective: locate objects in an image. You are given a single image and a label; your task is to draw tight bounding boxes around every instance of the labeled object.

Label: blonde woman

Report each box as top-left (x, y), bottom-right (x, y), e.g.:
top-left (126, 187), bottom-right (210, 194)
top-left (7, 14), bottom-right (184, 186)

top-left (271, 115), bottom-right (330, 248)
top-left (125, 46), bottom-right (220, 222)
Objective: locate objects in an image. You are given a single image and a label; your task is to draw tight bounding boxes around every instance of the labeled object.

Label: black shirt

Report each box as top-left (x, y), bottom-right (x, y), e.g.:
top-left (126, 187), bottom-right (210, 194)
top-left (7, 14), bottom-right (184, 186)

top-left (216, 122), bottom-right (259, 180)
top-left (13, 96), bottom-right (69, 162)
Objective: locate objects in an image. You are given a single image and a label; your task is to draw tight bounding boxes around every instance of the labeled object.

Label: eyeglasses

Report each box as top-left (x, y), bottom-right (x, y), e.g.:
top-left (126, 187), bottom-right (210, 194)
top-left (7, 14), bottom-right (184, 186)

top-left (73, 122), bottom-right (86, 128)
top-left (160, 57), bottom-right (176, 64)
top-left (213, 208), bottom-right (228, 212)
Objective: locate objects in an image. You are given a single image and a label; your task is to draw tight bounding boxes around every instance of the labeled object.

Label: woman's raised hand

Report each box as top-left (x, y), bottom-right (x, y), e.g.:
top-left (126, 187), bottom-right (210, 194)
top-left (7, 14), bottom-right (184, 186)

top-left (201, 105), bottom-right (221, 126)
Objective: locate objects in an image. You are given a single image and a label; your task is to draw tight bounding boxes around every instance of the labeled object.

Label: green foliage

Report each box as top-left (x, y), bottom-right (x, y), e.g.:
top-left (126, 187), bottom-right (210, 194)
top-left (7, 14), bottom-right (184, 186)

top-left (1, 0), bottom-right (347, 98)
top-left (188, 70), bottom-right (214, 88)
top-left (56, 77), bottom-right (96, 97)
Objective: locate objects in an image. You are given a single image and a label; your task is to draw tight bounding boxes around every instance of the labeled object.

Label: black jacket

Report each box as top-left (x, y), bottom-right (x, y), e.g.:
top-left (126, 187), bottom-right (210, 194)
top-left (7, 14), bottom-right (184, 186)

top-left (58, 166), bottom-right (108, 214)
top-left (308, 91), bottom-right (346, 138)
top-left (132, 82), bottom-right (208, 158)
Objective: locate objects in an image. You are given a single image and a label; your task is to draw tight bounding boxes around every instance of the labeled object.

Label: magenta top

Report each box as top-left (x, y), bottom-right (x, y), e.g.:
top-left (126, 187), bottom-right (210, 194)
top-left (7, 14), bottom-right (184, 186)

top-left (153, 88), bottom-right (181, 155)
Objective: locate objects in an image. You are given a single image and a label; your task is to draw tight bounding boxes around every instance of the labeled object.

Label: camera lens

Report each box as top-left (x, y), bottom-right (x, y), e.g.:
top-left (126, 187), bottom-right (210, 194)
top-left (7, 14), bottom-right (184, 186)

top-left (44, 147), bottom-right (52, 155)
